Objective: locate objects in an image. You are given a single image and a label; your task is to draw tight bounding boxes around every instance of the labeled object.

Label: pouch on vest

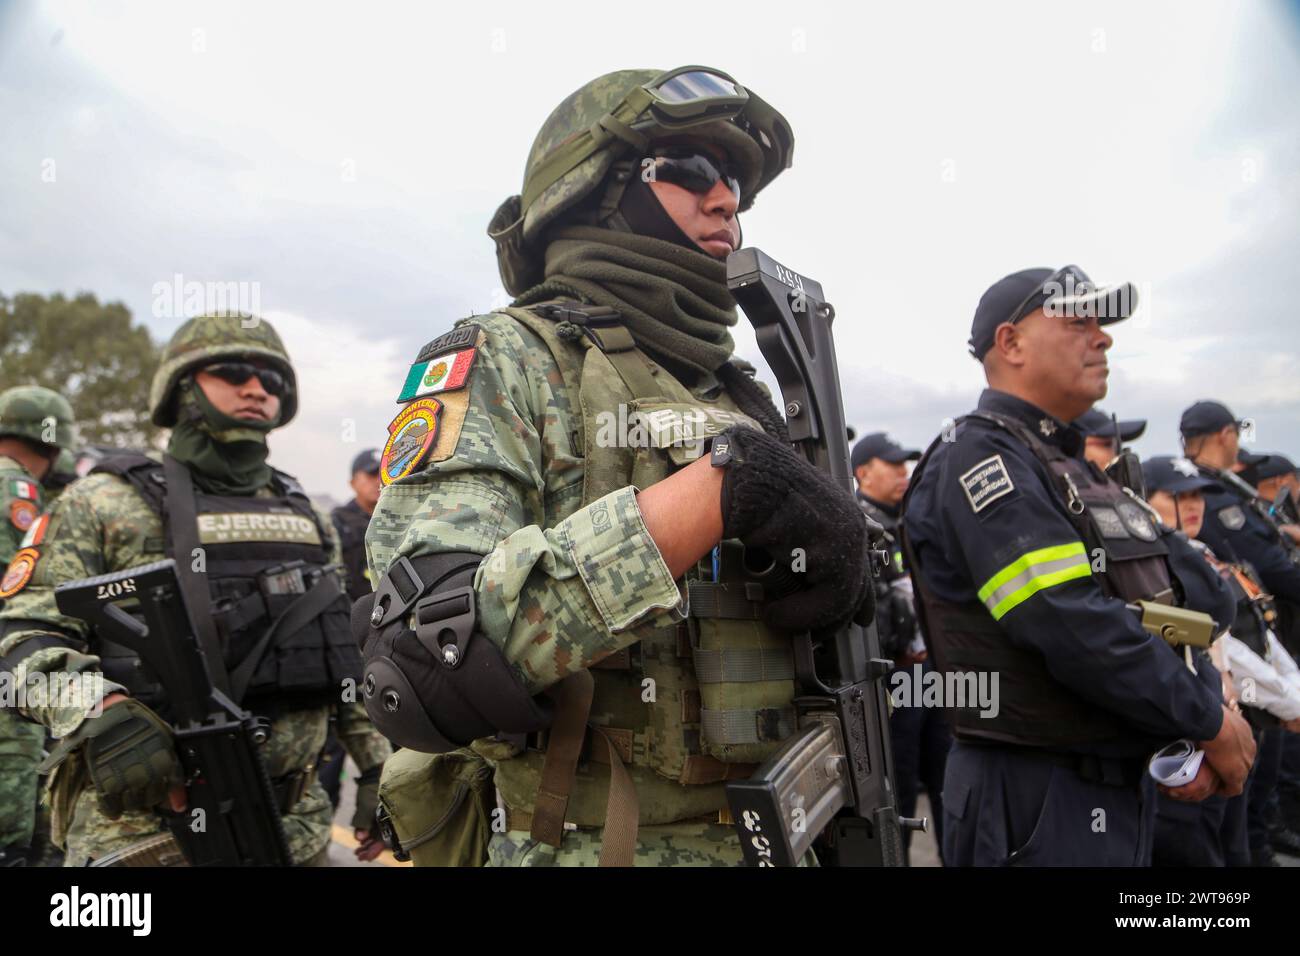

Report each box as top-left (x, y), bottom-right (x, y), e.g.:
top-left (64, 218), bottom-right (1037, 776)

top-left (376, 747), bottom-right (494, 867)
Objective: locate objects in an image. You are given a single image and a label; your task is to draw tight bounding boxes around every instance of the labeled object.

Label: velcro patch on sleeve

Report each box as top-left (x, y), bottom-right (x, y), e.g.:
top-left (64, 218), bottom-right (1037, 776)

top-left (0, 547), bottom-right (40, 599)
top-left (959, 454), bottom-right (1016, 514)
top-left (398, 324), bottom-right (482, 403)
top-left (11, 478), bottom-right (38, 500)
top-left (9, 499), bottom-right (37, 532)
top-left (380, 398), bottom-right (442, 485)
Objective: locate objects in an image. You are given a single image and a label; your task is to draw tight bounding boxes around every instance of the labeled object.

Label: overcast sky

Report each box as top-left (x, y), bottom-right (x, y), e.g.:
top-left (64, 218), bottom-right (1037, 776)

top-left (3, 0), bottom-right (1298, 502)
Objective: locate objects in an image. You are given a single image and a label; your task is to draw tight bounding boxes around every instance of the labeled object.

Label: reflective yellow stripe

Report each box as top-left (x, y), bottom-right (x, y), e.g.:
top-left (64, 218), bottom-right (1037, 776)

top-left (977, 542), bottom-right (1091, 621)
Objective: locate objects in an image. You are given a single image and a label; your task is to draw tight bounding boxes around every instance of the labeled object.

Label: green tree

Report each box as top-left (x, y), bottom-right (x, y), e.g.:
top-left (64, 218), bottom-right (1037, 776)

top-left (0, 291), bottom-right (162, 449)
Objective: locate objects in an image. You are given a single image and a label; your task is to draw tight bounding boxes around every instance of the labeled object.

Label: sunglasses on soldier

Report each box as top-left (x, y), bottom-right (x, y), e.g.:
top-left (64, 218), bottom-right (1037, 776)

top-left (642, 147), bottom-right (742, 202)
top-left (201, 361), bottom-right (289, 397)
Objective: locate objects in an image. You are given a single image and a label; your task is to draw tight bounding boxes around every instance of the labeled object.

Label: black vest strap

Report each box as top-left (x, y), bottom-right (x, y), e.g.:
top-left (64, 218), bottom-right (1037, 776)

top-left (163, 454), bottom-right (234, 699)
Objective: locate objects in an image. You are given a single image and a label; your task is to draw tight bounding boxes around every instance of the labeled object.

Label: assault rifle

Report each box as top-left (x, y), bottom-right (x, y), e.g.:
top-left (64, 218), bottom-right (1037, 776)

top-left (723, 248), bottom-right (909, 867)
top-left (55, 559), bottom-right (292, 866)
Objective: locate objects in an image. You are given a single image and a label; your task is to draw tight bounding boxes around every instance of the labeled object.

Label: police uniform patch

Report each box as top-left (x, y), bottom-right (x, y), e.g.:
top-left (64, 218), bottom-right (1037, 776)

top-left (398, 324), bottom-right (481, 403)
top-left (9, 499), bottom-right (37, 532)
top-left (0, 547), bottom-right (40, 599)
top-left (1218, 505), bottom-right (1246, 531)
top-left (1115, 500), bottom-right (1157, 541)
top-left (380, 398), bottom-right (442, 486)
top-left (1091, 506), bottom-right (1131, 539)
top-left (959, 454), bottom-right (1016, 514)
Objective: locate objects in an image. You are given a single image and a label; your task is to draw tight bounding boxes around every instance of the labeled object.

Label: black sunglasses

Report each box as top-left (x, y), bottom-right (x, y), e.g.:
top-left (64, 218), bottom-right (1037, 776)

top-left (642, 147), bottom-right (742, 202)
top-left (202, 361), bottom-right (289, 397)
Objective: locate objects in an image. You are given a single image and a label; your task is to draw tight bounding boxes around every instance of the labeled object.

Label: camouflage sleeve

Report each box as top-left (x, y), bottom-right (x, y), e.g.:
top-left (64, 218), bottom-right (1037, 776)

top-left (366, 314), bottom-right (684, 694)
top-left (334, 700), bottom-right (392, 774)
top-left (0, 462), bottom-right (41, 565)
top-left (0, 477), bottom-right (127, 736)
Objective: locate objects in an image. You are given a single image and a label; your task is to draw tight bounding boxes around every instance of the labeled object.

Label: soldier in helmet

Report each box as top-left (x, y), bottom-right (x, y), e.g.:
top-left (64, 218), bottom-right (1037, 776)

top-left (363, 67), bottom-right (872, 866)
top-left (0, 385), bottom-right (76, 865)
top-left (0, 316), bottom-right (391, 865)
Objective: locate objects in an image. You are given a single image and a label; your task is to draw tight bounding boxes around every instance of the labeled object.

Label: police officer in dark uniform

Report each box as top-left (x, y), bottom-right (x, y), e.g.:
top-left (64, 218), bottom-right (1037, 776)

top-left (851, 431), bottom-right (950, 862)
top-left (901, 265), bottom-right (1255, 866)
top-left (1074, 406), bottom-right (1146, 471)
top-left (1181, 402), bottom-right (1300, 858)
top-left (331, 448), bottom-right (382, 603)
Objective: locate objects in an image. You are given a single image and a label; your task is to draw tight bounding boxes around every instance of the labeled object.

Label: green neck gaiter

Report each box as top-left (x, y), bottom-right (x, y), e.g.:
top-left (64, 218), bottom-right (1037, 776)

top-left (514, 225), bottom-right (738, 376)
top-left (166, 380), bottom-right (277, 495)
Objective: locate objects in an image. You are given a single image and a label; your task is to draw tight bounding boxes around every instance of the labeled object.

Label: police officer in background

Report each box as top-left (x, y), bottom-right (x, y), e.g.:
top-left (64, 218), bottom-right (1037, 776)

top-left (318, 448), bottom-right (384, 810)
top-left (901, 265), bottom-right (1255, 866)
top-left (1181, 402), bottom-right (1300, 653)
top-left (851, 431), bottom-right (949, 862)
top-left (1074, 406), bottom-right (1146, 471)
top-left (332, 449), bottom-right (382, 603)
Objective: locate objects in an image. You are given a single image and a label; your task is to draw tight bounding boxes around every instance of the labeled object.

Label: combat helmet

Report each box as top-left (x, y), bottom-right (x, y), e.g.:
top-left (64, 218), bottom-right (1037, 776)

top-left (0, 385), bottom-right (76, 451)
top-left (488, 65), bottom-right (795, 295)
top-left (149, 314), bottom-right (297, 427)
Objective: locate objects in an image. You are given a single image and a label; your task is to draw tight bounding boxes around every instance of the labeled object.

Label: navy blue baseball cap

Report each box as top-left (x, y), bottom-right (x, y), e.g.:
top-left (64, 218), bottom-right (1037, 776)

top-left (969, 264), bottom-right (1137, 360)
top-left (350, 448), bottom-right (381, 476)
top-left (1076, 407), bottom-right (1147, 442)
top-left (1142, 456), bottom-right (1223, 496)
top-left (1179, 401), bottom-right (1247, 438)
top-left (1255, 454), bottom-right (1298, 481)
top-left (851, 432), bottom-right (921, 470)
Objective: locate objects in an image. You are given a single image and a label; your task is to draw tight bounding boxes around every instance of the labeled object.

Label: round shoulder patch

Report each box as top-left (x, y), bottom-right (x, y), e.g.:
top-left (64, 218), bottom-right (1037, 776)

top-left (9, 498), bottom-right (38, 532)
top-left (1217, 505), bottom-right (1246, 532)
top-left (380, 398), bottom-right (442, 486)
top-left (0, 547), bottom-right (40, 599)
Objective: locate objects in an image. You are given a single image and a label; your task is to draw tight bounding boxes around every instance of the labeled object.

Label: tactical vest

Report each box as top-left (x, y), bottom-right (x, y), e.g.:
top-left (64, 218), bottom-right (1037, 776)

top-left (332, 503), bottom-right (372, 602)
top-left (90, 454), bottom-right (361, 714)
top-left (902, 411), bottom-right (1177, 749)
top-left (486, 302), bottom-right (798, 827)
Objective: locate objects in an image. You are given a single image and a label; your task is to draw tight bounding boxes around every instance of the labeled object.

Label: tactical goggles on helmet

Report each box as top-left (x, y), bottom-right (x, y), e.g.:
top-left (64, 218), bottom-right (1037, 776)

top-left (643, 147), bottom-right (743, 202)
top-left (521, 65), bottom-right (793, 214)
top-left (200, 360), bottom-right (289, 397)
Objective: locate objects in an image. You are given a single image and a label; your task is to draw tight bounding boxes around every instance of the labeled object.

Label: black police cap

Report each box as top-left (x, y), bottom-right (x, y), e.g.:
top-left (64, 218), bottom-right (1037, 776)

top-left (969, 265), bottom-right (1137, 360)
top-left (851, 432), bottom-right (921, 470)
top-left (1255, 454), bottom-right (1298, 482)
top-left (350, 448), bottom-right (382, 476)
top-left (1076, 407), bottom-right (1147, 442)
top-left (1141, 456), bottom-right (1223, 496)
top-left (1179, 401), bottom-right (1246, 438)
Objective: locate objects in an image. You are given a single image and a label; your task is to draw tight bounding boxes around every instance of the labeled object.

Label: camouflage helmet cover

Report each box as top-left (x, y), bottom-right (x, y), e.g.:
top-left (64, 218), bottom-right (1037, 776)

top-left (149, 314), bottom-right (297, 427)
top-left (0, 385), bottom-right (77, 450)
top-left (488, 66), bottom-right (793, 295)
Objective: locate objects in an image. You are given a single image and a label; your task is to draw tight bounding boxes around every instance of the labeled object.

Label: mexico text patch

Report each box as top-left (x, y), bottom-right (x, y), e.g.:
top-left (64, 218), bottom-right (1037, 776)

top-left (398, 324), bottom-right (481, 403)
top-left (960, 454), bottom-right (1015, 514)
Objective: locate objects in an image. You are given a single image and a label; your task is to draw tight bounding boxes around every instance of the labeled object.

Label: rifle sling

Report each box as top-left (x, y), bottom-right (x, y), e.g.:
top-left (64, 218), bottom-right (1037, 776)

top-left (162, 454), bottom-right (234, 699)
top-left (228, 572), bottom-right (345, 704)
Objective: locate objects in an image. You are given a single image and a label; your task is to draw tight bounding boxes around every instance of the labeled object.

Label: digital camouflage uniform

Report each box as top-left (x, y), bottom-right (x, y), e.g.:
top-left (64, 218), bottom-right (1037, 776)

top-left (367, 68), bottom-right (803, 866)
top-left (0, 386), bottom-right (74, 863)
top-left (0, 321), bottom-right (390, 865)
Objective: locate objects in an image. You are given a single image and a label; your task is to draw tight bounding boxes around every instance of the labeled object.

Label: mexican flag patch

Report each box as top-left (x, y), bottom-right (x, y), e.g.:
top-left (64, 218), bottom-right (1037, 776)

top-left (11, 478), bottom-right (38, 500)
top-left (397, 346), bottom-right (477, 403)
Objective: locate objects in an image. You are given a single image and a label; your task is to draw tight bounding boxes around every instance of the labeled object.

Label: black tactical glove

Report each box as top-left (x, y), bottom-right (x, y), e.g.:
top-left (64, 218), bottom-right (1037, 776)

top-left (716, 425), bottom-right (873, 631)
top-left (351, 766), bottom-right (382, 834)
top-left (43, 698), bottom-right (184, 819)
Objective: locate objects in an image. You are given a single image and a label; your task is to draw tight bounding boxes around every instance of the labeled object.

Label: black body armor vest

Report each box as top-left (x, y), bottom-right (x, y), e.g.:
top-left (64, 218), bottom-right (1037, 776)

top-left (902, 411), bottom-right (1177, 750)
top-left (331, 503), bottom-right (372, 602)
top-left (90, 454), bottom-right (361, 714)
